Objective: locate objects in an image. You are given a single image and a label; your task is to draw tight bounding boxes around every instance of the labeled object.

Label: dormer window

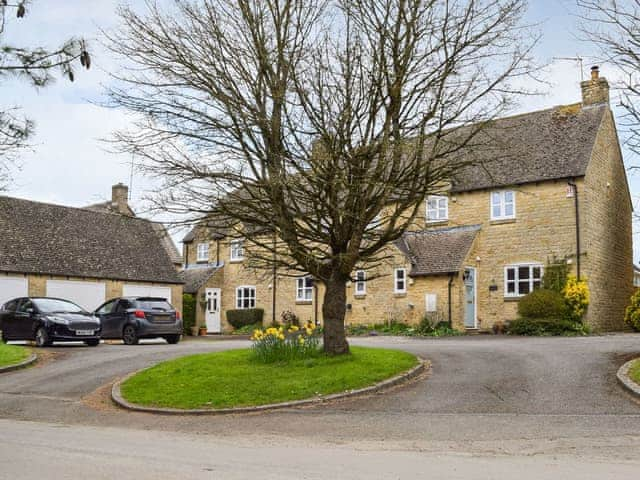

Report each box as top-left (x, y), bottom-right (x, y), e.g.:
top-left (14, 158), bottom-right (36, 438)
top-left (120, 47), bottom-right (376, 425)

top-left (426, 195), bottom-right (448, 222)
top-left (196, 243), bottom-right (209, 262)
top-left (490, 190), bottom-right (515, 220)
top-left (230, 239), bottom-right (245, 261)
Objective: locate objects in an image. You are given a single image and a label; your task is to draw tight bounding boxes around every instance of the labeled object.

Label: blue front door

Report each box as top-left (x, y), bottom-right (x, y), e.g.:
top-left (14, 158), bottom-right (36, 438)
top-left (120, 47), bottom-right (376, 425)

top-left (464, 268), bottom-right (476, 328)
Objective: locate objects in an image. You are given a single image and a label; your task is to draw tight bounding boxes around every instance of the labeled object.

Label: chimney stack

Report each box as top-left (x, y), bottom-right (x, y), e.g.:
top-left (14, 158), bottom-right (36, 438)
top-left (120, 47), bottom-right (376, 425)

top-left (581, 66), bottom-right (609, 107)
top-left (111, 183), bottom-right (131, 215)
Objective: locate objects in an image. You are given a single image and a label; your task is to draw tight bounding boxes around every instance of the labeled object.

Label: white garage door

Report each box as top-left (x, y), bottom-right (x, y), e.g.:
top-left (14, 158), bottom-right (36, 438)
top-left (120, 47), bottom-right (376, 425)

top-left (123, 284), bottom-right (172, 304)
top-left (46, 280), bottom-right (106, 311)
top-left (0, 276), bottom-right (29, 306)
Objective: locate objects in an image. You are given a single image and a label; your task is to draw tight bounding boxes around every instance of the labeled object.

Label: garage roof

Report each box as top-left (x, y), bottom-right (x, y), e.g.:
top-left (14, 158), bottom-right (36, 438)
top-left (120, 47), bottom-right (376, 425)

top-left (0, 196), bottom-right (182, 284)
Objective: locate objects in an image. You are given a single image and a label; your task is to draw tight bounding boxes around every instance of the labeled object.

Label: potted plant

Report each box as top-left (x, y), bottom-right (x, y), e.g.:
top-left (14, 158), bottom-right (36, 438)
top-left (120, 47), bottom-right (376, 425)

top-left (190, 326), bottom-right (199, 337)
top-left (199, 325), bottom-right (208, 336)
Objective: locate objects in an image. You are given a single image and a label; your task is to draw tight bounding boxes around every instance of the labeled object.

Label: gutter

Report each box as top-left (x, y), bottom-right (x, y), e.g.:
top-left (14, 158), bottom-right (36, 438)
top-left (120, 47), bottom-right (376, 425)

top-left (448, 274), bottom-right (454, 328)
top-left (567, 180), bottom-right (581, 279)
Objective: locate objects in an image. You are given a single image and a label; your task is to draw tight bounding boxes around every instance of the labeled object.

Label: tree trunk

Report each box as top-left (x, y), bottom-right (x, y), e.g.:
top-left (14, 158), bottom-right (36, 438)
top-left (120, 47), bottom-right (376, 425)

top-left (322, 271), bottom-right (350, 355)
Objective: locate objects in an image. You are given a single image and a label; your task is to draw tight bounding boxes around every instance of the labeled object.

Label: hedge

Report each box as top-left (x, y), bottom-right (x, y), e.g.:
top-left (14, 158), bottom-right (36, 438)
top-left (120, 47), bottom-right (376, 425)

top-left (182, 294), bottom-right (196, 335)
top-left (226, 308), bottom-right (264, 329)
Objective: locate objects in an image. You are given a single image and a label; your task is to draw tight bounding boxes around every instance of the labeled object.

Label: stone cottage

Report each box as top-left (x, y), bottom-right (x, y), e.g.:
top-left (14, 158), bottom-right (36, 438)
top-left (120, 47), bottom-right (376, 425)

top-left (181, 67), bottom-right (633, 333)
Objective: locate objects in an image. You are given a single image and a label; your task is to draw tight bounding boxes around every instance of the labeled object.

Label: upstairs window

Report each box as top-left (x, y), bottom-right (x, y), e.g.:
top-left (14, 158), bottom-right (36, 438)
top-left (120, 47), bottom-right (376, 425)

top-left (196, 242), bottom-right (209, 262)
top-left (394, 268), bottom-right (407, 294)
top-left (355, 270), bottom-right (366, 295)
top-left (491, 190), bottom-right (515, 220)
top-left (230, 240), bottom-right (245, 261)
top-left (296, 276), bottom-right (313, 301)
top-left (504, 264), bottom-right (542, 297)
top-left (426, 195), bottom-right (448, 222)
top-left (236, 286), bottom-right (256, 309)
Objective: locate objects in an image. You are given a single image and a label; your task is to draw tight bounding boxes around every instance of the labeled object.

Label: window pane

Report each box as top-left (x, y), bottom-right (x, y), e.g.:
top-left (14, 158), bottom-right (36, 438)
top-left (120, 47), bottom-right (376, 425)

top-left (492, 192), bottom-right (501, 205)
top-left (519, 281), bottom-right (530, 294)
top-left (397, 269), bottom-right (405, 279)
top-left (507, 268), bottom-right (515, 280)
top-left (504, 203), bottom-right (514, 217)
top-left (533, 279), bottom-right (541, 290)
top-left (518, 266), bottom-right (530, 279)
top-left (492, 205), bottom-right (502, 218)
top-left (505, 191), bottom-right (514, 202)
top-left (507, 281), bottom-right (515, 293)
top-left (533, 267), bottom-right (541, 279)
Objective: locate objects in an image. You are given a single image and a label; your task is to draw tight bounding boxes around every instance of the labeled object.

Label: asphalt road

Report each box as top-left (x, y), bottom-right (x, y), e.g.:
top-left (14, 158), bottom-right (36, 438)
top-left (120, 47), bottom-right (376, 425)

top-left (1, 334), bottom-right (640, 477)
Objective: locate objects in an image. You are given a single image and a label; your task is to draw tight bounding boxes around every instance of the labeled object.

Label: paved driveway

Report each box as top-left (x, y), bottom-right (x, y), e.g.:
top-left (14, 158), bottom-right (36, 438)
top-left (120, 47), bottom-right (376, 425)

top-left (1, 334), bottom-right (640, 454)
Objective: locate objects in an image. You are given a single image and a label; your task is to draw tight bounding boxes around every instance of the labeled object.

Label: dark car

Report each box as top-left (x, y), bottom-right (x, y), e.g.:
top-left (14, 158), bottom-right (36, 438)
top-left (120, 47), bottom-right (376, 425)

top-left (0, 297), bottom-right (101, 347)
top-left (94, 297), bottom-right (182, 345)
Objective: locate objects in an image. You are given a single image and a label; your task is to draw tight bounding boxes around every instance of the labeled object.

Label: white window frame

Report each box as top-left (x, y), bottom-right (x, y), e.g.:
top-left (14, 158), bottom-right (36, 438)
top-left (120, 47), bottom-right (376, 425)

top-left (235, 286), bottom-right (256, 309)
top-left (355, 270), bottom-right (366, 295)
top-left (394, 268), bottom-right (407, 294)
top-left (426, 195), bottom-right (448, 222)
top-left (296, 276), bottom-right (313, 302)
top-left (196, 242), bottom-right (209, 262)
top-left (504, 264), bottom-right (543, 298)
top-left (230, 239), bottom-right (245, 261)
top-left (490, 190), bottom-right (516, 220)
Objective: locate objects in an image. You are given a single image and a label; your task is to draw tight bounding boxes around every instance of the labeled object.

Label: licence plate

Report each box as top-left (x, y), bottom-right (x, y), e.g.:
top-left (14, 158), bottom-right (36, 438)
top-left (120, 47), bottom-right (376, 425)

top-left (76, 330), bottom-right (94, 336)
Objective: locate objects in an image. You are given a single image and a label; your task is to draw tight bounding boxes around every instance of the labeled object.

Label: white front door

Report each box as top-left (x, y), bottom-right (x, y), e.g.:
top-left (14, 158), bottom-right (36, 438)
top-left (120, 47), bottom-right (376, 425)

top-left (205, 288), bottom-right (221, 333)
top-left (463, 267), bottom-right (477, 328)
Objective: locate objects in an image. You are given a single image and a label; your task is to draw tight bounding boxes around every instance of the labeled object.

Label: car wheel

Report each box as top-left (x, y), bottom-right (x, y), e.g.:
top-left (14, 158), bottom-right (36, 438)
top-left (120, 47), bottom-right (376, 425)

top-left (85, 339), bottom-right (100, 347)
top-left (164, 334), bottom-right (181, 345)
top-left (1, 331), bottom-right (8, 344)
top-left (35, 327), bottom-right (51, 348)
top-left (122, 325), bottom-right (139, 345)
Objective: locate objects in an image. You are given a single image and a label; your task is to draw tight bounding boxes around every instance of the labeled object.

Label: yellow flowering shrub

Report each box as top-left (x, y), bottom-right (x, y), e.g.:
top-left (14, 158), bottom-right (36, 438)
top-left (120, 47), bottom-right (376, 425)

top-left (563, 275), bottom-right (589, 322)
top-left (251, 321), bottom-right (320, 363)
top-left (624, 289), bottom-right (640, 331)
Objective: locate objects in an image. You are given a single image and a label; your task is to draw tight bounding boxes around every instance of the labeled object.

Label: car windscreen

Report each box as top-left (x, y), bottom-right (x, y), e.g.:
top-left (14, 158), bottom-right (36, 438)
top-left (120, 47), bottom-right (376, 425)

top-left (34, 298), bottom-right (86, 314)
top-left (135, 300), bottom-right (173, 312)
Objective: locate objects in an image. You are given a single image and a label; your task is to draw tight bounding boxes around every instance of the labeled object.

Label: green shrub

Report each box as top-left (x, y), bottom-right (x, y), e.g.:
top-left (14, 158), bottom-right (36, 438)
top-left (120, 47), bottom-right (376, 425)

top-left (226, 308), bottom-right (264, 329)
top-left (624, 289), bottom-right (640, 331)
top-left (517, 289), bottom-right (568, 319)
top-left (182, 294), bottom-right (196, 335)
top-left (507, 317), bottom-right (589, 336)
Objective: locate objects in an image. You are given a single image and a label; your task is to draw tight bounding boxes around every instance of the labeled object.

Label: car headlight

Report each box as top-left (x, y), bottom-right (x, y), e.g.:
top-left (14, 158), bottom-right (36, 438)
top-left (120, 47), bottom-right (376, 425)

top-left (50, 317), bottom-right (70, 325)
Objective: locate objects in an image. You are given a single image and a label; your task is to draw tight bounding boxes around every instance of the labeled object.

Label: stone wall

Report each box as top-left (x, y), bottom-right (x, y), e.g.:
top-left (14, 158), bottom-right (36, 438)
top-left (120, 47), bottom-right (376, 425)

top-left (581, 109), bottom-right (634, 330)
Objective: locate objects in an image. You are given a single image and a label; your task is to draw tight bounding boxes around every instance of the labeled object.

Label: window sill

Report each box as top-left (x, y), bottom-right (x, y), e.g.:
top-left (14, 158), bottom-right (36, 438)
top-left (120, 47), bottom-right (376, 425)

top-left (354, 294), bottom-right (367, 299)
top-left (229, 259), bottom-right (244, 264)
top-left (426, 220), bottom-right (449, 226)
top-left (394, 292), bottom-right (407, 298)
top-left (503, 296), bottom-right (522, 302)
top-left (490, 218), bottom-right (516, 225)
top-left (295, 300), bottom-right (312, 305)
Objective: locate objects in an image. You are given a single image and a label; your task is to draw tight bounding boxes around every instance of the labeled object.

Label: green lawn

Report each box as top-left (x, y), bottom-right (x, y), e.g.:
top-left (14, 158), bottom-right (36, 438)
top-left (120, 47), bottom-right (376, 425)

top-left (0, 342), bottom-right (30, 368)
top-left (629, 359), bottom-right (640, 385)
top-left (121, 346), bottom-right (418, 410)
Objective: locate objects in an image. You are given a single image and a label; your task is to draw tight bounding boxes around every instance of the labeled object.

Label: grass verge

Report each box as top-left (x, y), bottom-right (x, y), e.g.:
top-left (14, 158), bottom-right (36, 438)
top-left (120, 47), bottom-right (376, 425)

top-left (629, 359), bottom-right (640, 386)
top-left (0, 342), bottom-right (30, 368)
top-left (120, 346), bottom-right (418, 410)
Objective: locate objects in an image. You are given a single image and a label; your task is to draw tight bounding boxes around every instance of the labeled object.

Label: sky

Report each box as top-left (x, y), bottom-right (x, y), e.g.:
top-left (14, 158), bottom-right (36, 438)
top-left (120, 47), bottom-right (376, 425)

top-left (2, 0), bottom-right (639, 257)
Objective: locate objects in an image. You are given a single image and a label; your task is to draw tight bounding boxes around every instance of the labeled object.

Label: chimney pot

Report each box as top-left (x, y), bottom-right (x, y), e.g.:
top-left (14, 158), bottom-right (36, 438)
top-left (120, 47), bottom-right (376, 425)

top-left (111, 183), bottom-right (131, 215)
top-left (581, 66), bottom-right (609, 107)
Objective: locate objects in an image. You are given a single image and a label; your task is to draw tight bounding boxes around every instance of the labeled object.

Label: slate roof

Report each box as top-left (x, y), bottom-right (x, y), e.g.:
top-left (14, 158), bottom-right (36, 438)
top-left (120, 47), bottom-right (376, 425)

top-left (395, 225), bottom-right (481, 276)
top-left (178, 265), bottom-right (221, 294)
top-left (449, 104), bottom-right (607, 193)
top-left (0, 196), bottom-right (182, 284)
top-left (86, 201), bottom-right (183, 265)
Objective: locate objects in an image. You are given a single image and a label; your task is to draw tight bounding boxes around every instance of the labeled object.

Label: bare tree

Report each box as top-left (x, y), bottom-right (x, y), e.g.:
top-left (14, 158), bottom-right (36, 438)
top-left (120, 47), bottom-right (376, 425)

top-left (0, 1), bottom-right (90, 189)
top-left (578, 0), bottom-right (640, 159)
top-left (107, 0), bottom-right (535, 354)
